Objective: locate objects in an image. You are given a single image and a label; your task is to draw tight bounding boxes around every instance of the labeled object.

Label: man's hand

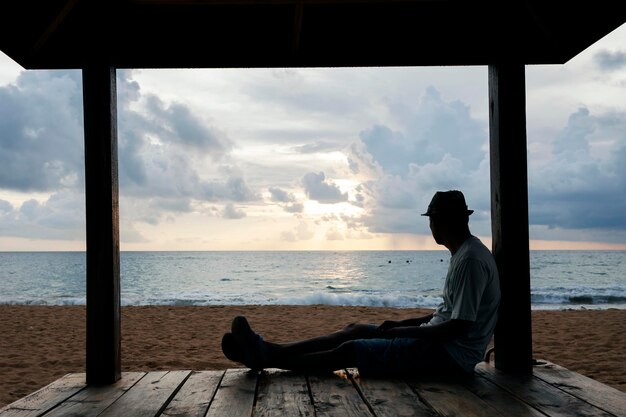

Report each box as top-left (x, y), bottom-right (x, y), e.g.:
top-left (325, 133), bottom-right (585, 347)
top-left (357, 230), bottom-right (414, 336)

top-left (376, 320), bottom-right (401, 332)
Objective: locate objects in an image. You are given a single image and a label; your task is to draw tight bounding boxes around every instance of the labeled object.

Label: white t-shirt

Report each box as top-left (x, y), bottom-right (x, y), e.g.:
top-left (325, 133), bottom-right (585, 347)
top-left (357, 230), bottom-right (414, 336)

top-left (426, 235), bottom-right (501, 372)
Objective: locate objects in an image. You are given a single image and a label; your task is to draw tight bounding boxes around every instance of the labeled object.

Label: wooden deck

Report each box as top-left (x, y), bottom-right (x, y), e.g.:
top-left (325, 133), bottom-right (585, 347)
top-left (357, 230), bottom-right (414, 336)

top-left (2, 360), bottom-right (625, 417)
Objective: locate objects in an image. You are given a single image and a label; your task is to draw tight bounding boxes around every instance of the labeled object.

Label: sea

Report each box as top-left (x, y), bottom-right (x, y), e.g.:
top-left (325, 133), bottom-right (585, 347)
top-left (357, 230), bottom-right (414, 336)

top-left (1, 250), bottom-right (625, 310)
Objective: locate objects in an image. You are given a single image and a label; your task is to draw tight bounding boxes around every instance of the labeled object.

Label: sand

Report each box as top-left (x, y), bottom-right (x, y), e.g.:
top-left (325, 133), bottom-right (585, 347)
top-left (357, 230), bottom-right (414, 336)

top-left (1, 305), bottom-right (625, 407)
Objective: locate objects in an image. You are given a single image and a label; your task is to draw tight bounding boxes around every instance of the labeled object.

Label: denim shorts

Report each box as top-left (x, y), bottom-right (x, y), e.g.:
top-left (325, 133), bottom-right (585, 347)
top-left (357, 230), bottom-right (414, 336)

top-left (351, 327), bottom-right (465, 377)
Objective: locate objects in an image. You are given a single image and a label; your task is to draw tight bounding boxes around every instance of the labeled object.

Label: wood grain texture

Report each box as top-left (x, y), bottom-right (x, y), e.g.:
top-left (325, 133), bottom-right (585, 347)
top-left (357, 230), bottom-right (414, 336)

top-left (161, 370), bottom-right (224, 417)
top-left (532, 361), bottom-right (626, 417)
top-left (98, 371), bottom-right (190, 417)
top-left (255, 369), bottom-right (314, 417)
top-left (308, 372), bottom-right (372, 417)
top-left (476, 362), bottom-right (614, 417)
top-left (0, 373), bottom-right (85, 417)
top-left (44, 372), bottom-right (144, 417)
top-left (204, 369), bottom-right (257, 417)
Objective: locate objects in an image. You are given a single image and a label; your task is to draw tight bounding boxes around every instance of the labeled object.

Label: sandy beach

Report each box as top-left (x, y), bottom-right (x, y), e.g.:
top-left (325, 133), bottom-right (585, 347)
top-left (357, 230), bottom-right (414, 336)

top-left (1, 305), bottom-right (625, 407)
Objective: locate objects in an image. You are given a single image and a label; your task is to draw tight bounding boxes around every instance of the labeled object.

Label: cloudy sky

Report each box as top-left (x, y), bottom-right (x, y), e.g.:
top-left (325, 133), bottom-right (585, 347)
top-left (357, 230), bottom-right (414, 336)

top-left (1, 23), bottom-right (626, 251)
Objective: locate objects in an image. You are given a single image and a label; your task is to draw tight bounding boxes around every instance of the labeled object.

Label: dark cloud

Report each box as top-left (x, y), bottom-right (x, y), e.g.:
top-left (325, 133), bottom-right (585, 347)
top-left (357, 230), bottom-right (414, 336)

top-left (142, 95), bottom-right (231, 153)
top-left (552, 108), bottom-right (593, 154)
top-left (354, 101), bottom-right (626, 243)
top-left (0, 69), bottom-right (259, 241)
top-left (302, 172), bottom-right (348, 203)
top-left (593, 50), bottom-right (626, 71)
top-left (528, 107), bottom-right (626, 233)
top-left (269, 187), bottom-right (295, 203)
top-left (269, 187), bottom-right (304, 213)
top-left (0, 70), bottom-right (84, 191)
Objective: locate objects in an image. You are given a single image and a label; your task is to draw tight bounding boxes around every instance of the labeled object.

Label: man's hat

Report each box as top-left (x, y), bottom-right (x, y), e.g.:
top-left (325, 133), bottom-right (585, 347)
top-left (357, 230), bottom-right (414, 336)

top-left (421, 190), bottom-right (474, 217)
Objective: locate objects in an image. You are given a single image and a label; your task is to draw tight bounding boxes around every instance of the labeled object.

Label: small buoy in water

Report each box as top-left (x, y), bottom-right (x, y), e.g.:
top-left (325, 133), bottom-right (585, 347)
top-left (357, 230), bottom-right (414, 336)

top-left (388, 260), bottom-right (391, 263)
top-left (440, 259), bottom-right (444, 262)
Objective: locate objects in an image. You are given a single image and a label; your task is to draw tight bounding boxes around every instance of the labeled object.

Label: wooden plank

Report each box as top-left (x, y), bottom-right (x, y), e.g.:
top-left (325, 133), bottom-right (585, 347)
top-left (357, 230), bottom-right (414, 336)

top-left (98, 371), bottom-right (190, 417)
top-left (460, 374), bottom-right (546, 417)
top-left (82, 64), bottom-right (122, 384)
top-left (345, 369), bottom-right (437, 417)
top-left (308, 371), bottom-right (372, 417)
top-left (410, 378), bottom-right (505, 417)
top-left (161, 371), bottom-right (224, 417)
top-left (205, 369), bottom-right (257, 417)
top-left (255, 369), bottom-right (314, 417)
top-left (475, 362), bottom-right (615, 417)
top-left (488, 62), bottom-right (533, 374)
top-left (533, 361), bottom-right (626, 417)
top-left (43, 372), bottom-right (145, 417)
top-left (0, 374), bottom-right (85, 417)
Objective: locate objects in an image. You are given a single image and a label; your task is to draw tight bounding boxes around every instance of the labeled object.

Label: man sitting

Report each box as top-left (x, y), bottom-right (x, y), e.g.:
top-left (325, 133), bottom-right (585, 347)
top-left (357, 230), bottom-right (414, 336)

top-left (222, 190), bottom-right (500, 376)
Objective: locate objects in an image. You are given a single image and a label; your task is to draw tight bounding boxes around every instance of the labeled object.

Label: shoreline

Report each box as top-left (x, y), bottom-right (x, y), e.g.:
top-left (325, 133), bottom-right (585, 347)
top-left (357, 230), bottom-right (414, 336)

top-left (1, 305), bottom-right (625, 407)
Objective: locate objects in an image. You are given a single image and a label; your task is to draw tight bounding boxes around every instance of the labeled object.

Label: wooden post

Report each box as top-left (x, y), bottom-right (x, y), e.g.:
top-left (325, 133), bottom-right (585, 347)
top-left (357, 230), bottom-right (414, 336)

top-left (82, 64), bottom-right (121, 384)
top-left (488, 63), bottom-right (533, 374)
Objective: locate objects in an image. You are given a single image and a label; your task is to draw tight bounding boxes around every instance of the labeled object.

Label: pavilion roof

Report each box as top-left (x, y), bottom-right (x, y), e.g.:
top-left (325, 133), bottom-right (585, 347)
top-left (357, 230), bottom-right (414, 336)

top-left (1, 0), bottom-right (624, 70)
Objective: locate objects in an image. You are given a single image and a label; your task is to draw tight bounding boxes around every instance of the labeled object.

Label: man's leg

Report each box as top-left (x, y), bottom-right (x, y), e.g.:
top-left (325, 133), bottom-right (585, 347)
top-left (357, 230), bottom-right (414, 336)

top-left (266, 322), bottom-right (377, 357)
top-left (266, 340), bottom-right (358, 373)
top-left (222, 316), bottom-right (378, 371)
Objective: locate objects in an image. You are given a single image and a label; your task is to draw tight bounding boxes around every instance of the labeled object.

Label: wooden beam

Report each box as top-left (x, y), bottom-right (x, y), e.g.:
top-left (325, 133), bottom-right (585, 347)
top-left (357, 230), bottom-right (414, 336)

top-left (488, 63), bottom-right (533, 374)
top-left (83, 64), bottom-right (121, 385)
top-left (31, 0), bottom-right (81, 56)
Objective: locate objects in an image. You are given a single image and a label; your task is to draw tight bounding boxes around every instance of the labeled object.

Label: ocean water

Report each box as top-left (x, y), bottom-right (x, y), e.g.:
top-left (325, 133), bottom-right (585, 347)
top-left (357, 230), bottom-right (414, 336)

top-left (0, 250), bottom-right (625, 310)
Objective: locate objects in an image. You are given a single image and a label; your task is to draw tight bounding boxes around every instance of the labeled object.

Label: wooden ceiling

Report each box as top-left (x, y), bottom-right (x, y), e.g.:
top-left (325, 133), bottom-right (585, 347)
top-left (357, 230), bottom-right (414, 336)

top-left (1, 0), bottom-right (624, 69)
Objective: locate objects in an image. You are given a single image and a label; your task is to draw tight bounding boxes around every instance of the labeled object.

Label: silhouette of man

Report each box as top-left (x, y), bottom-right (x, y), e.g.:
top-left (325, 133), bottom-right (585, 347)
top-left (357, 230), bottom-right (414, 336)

top-left (222, 190), bottom-right (500, 376)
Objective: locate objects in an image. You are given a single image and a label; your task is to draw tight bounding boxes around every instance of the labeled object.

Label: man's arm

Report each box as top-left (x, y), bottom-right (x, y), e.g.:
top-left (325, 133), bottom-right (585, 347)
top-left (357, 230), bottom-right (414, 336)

top-left (377, 318), bottom-right (472, 341)
top-left (377, 313), bottom-right (434, 331)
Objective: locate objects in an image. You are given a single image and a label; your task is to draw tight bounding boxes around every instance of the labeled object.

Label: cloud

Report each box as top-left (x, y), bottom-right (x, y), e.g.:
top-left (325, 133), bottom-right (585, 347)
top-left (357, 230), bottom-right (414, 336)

top-left (142, 94), bottom-right (231, 153)
top-left (0, 199), bottom-right (12, 213)
top-left (302, 172), bottom-right (348, 203)
top-left (280, 221), bottom-right (314, 241)
top-left (593, 50), bottom-right (626, 71)
top-left (245, 69), bottom-right (361, 118)
top-left (349, 86), bottom-right (491, 236)
top-left (0, 70), bottom-right (84, 192)
top-left (268, 186), bottom-right (304, 213)
top-left (0, 69), bottom-right (259, 241)
top-left (222, 203), bottom-right (246, 219)
top-left (359, 86), bottom-right (486, 177)
top-left (291, 141), bottom-right (341, 154)
top-left (326, 227), bottom-right (344, 241)
top-left (284, 203), bottom-right (304, 213)
top-left (0, 190), bottom-right (85, 240)
top-left (116, 72), bottom-right (251, 205)
top-left (268, 187), bottom-right (295, 203)
top-left (528, 106), bottom-right (626, 232)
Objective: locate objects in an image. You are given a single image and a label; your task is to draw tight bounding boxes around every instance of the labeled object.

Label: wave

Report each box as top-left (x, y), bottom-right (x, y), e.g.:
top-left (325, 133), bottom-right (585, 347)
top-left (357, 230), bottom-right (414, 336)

top-left (0, 293), bottom-right (443, 308)
top-left (272, 293), bottom-right (442, 308)
top-left (2, 287), bottom-right (626, 309)
top-left (531, 285), bottom-right (626, 306)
